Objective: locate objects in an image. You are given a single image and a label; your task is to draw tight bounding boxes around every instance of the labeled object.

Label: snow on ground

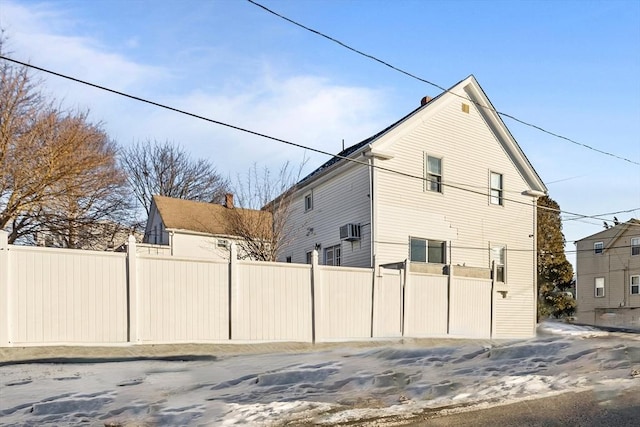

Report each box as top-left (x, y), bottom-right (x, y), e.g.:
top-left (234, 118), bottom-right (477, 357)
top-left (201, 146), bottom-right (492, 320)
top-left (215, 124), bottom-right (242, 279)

top-left (1, 321), bottom-right (639, 426)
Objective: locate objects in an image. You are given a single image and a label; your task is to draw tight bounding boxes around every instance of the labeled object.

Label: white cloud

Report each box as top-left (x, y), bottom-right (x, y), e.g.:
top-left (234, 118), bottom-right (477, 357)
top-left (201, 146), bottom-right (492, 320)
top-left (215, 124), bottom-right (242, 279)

top-left (1, 1), bottom-right (390, 178)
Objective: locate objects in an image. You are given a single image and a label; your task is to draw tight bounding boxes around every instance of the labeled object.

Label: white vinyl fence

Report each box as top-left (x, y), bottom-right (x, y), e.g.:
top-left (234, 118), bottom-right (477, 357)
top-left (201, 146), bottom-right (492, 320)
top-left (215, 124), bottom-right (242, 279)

top-left (0, 232), bottom-right (499, 347)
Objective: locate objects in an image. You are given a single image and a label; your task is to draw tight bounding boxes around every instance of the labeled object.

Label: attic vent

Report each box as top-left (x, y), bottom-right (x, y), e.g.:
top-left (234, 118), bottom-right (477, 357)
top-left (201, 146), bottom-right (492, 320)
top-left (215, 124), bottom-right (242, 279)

top-left (461, 103), bottom-right (470, 114)
top-left (340, 224), bottom-right (361, 241)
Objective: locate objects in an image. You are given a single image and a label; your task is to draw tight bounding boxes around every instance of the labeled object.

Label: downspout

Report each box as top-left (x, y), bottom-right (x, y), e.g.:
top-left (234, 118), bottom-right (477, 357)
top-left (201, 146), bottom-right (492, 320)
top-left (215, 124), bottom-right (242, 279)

top-left (368, 157), bottom-right (376, 337)
top-left (368, 156), bottom-right (375, 268)
top-left (532, 197), bottom-right (538, 334)
top-left (524, 190), bottom-right (544, 335)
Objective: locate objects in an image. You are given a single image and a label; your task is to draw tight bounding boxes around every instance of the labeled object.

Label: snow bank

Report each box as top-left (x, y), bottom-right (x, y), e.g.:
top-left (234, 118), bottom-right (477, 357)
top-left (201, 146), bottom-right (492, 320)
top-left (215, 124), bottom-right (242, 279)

top-left (1, 321), bottom-right (638, 426)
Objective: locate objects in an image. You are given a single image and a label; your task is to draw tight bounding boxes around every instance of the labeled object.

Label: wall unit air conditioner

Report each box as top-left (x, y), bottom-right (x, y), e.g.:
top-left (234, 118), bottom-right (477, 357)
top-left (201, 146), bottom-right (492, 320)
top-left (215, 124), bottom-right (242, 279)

top-left (340, 223), bottom-right (361, 241)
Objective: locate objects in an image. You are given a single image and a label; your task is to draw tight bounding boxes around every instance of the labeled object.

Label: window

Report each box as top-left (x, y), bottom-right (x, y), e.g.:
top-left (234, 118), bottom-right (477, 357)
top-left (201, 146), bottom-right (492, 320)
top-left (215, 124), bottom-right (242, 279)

top-left (595, 277), bottom-right (605, 297)
top-left (631, 276), bottom-right (640, 295)
top-left (491, 245), bottom-right (506, 282)
top-left (304, 192), bottom-right (313, 212)
top-left (305, 251), bottom-right (313, 264)
top-left (594, 242), bottom-right (604, 254)
top-left (217, 239), bottom-right (229, 248)
top-left (490, 172), bottom-right (503, 205)
top-left (632, 238), bottom-right (640, 256)
top-left (286, 256), bottom-right (292, 263)
top-left (324, 245), bottom-right (341, 266)
top-left (425, 155), bottom-right (442, 193)
top-left (410, 237), bottom-right (446, 263)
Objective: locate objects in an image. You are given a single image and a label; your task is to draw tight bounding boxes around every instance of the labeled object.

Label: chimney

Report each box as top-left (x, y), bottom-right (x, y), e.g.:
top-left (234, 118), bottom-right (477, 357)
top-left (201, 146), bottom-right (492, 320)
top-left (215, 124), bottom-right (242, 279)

top-left (224, 193), bottom-right (234, 209)
top-left (421, 96), bottom-right (432, 106)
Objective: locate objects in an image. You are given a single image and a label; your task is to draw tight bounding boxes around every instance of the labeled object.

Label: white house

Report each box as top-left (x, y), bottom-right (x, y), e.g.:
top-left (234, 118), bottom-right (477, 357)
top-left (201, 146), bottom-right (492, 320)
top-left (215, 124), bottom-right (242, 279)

top-left (143, 194), bottom-right (272, 260)
top-left (278, 75), bottom-right (547, 338)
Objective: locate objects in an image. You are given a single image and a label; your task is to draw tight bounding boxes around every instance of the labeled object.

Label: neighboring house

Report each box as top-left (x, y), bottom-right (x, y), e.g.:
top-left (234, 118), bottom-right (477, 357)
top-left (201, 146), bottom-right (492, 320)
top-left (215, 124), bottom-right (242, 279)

top-left (574, 219), bottom-right (640, 328)
top-left (143, 194), bottom-right (272, 260)
top-left (35, 220), bottom-right (138, 251)
top-left (278, 75), bottom-right (547, 337)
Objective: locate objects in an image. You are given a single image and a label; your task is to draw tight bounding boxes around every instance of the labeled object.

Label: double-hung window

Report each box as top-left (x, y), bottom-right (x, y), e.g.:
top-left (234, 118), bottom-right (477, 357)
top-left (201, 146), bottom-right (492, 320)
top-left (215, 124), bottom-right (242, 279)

top-left (425, 155), bottom-right (442, 193)
top-left (631, 276), bottom-right (640, 295)
top-left (594, 242), bottom-right (604, 254)
top-left (632, 238), bottom-right (640, 256)
top-left (324, 245), bottom-right (341, 266)
top-left (595, 277), bottom-right (605, 297)
top-left (490, 172), bottom-right (503, 205)
top-left (410, 237), bottom-right (446, 264)
top-left (304, 192), bottom-right (313, 212)
top-left (491, 245), bottom-right (506, 282)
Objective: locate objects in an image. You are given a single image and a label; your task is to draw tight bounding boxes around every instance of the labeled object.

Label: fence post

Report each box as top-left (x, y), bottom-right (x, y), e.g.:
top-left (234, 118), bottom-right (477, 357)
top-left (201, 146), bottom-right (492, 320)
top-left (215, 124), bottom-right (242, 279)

top-left (311, 249), bottom-right (319, 343)
top-left (0, 231), bottom-right (9, 346)
top-left (126, 235), bottom-right (139, 343)
top-left (229, 243), bottom-right (238, 340)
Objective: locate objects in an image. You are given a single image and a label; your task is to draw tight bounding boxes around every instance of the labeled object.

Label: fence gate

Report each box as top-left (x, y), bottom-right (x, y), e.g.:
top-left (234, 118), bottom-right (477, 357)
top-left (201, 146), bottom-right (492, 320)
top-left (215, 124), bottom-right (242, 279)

top-left (449, 278), bottom-right (492, 338)
top-left (372, 267), bottom-right (403, 337)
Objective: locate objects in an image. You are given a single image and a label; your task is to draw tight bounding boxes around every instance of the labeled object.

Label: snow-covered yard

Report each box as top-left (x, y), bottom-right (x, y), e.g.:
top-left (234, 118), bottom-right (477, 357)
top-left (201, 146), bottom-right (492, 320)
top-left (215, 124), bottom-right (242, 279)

top-left (1, 322), bottom-right (639, 426)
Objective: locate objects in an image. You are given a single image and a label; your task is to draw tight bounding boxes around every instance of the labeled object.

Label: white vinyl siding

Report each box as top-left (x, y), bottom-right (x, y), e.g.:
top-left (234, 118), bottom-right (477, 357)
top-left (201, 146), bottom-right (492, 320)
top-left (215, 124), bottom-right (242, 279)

top-left (595, 277), bottom-right (605, 297)
top-left (282, 164), bottom-right (371, 267)
top-left (373, 93), bottom-right (537, 338)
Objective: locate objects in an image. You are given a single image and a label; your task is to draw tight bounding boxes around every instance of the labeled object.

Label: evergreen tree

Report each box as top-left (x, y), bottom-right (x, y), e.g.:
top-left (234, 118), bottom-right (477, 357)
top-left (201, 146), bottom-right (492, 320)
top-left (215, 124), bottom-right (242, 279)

top-left (537, 196), bottom-right (576, 319)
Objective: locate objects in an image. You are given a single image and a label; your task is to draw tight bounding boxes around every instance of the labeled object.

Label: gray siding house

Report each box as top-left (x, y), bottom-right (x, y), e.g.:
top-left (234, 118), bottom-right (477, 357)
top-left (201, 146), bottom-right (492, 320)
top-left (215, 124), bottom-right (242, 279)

top-left (575, 219), bottom-right (640, 328)
top-left (278, 75), bottom-right (547, 338)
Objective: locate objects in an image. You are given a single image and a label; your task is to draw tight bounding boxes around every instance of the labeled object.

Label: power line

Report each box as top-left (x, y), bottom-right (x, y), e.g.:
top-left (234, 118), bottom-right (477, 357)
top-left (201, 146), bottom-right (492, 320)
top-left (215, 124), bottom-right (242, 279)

top-left (1, 55), bottom-right (635, 227)
top-left (247, 0), bottom-right (640, 167)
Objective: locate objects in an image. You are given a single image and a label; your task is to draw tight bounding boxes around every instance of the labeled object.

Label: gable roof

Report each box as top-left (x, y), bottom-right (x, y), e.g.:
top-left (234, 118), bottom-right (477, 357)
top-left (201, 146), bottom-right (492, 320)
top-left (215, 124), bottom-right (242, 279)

top-left (575, 218), bottom-right (640, 245)
top-left (150, 195), bottom-right (272, 236)
top-left (295, 75), bottom-right (546, 193)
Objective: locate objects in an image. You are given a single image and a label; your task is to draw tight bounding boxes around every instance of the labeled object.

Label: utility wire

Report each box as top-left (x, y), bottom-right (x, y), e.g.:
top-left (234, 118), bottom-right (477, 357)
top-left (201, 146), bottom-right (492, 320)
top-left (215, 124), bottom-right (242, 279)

top-left (247, 0), bottom-right (640, 167)
top-left (1, 55), bottom-right (635, 227)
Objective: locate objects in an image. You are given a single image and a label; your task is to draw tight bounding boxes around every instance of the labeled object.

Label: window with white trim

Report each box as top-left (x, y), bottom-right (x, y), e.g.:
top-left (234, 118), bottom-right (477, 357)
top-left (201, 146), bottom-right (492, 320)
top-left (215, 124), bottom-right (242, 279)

top-left (631, 275), bottom-right (640, 295)
top-left (410, 237), bottom-right (446, 264)
top-left (491, 245), bottom-right (506, 282)
top-left (305, 251), bottom-right (312, 264)
top-left (594, 242), bottom-right (604, 254)
top-left (490, 172), bottom-right (503, 205)
top-left (324, 244), bottom-right (341, 266)
top-left (595, 277), bottom-right (605, 297)
top-left (632, 238), bottom-right (640, 256)
top-left (425, 155), bottom-right (442, 193)
top-left (304, 192), bottom-right (313, 212)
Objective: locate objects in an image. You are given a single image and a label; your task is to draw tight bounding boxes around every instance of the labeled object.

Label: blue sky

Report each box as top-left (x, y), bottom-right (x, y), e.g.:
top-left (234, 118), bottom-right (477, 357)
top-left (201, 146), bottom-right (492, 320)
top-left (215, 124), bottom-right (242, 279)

top-left (1, 0), bottom-right (639, 264)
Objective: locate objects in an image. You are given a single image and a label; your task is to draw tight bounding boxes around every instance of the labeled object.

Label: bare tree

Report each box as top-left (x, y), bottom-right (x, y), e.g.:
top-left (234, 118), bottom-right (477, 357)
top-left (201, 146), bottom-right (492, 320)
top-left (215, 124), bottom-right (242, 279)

top-left (224, 162), bottom-right (303, 261)
top-left (1, 38), bottom-right (134, 247)
top-left (119, 139), bottom-right (230, 215)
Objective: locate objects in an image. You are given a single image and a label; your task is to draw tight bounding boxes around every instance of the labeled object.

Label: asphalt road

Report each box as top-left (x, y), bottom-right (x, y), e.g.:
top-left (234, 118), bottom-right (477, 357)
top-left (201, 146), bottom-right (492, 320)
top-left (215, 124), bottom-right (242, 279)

top-left (400, 388), bottom-right (640, 427)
